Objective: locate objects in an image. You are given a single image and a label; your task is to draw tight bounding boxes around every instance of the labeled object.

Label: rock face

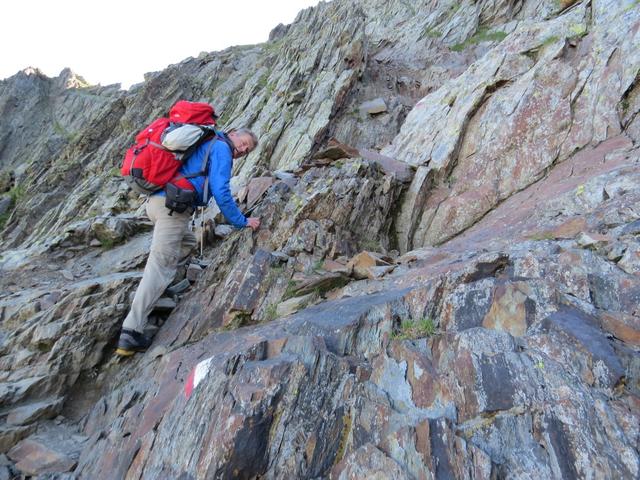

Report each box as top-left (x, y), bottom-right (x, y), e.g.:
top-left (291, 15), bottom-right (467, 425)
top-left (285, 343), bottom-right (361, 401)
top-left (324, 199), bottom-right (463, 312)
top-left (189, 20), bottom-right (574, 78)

top-left (0, 0), bottom-right (639, 479)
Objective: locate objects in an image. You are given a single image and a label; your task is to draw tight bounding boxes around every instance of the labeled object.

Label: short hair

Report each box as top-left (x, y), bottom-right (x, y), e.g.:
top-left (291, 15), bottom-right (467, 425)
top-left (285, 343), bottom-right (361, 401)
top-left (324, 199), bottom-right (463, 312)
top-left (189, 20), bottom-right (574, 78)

top-left (231, 128), bottom-right (259, 149)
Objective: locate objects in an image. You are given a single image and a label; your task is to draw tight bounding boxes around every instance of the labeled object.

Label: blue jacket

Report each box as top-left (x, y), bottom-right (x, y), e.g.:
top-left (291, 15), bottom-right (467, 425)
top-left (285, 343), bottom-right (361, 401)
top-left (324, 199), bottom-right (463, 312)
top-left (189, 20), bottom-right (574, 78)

top-left (155, 134), bottom-right (247, 228)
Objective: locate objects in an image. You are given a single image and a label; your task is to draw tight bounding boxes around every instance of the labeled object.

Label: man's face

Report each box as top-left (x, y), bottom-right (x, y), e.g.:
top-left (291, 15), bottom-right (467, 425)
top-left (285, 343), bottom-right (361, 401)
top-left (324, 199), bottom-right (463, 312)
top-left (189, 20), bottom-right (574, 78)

top-left (229, 132), bottom-right (255, 159)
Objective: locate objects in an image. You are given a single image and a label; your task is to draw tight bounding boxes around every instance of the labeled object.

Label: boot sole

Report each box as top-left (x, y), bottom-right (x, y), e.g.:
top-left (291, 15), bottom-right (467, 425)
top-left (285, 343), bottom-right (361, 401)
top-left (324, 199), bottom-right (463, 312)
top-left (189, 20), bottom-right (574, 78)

top-left (115, 348), bottom-right (137, 356)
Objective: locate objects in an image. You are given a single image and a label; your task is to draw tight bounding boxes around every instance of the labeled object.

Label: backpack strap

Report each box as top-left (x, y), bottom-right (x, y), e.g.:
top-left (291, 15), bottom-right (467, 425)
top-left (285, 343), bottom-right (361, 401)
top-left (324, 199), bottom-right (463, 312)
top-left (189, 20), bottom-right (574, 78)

top-left (172, 132), bottom-right (233, 203)
top-left (183, 133), bottom-right (234, 198)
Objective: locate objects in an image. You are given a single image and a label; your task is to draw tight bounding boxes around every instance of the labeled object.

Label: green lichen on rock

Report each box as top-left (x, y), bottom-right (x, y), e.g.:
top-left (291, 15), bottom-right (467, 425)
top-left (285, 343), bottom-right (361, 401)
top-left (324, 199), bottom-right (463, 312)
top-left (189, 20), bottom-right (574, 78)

top-left (451, 28), bottom-right (508, 52)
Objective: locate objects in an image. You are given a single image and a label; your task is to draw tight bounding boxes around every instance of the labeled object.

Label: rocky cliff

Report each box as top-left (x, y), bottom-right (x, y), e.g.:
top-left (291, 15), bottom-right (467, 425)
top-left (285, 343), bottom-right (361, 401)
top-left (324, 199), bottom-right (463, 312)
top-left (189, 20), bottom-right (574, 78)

top-left (0, 0), bottom-right (639, 478)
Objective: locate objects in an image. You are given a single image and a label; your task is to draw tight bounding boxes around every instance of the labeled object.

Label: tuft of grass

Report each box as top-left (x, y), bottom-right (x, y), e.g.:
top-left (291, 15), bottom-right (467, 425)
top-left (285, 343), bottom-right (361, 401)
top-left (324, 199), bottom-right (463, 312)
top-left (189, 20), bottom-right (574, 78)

top-left (621, 98), bottom-right (630, 112)
top-left (421, 27), bottom-right (442, 40)
top-left (451, 28), bottom-right (508, 52)
top-left (527, 231), bottom-right (556, 241)
top-left (0, 184), bottom-right (24, 230)
top-left (541, 35), bottom-right (560, 48)
top-left (264, 303), bottom-right (278, 322)
top-left (283, 279), bottom-right (298, 300)
top-left (360, 239), bottom-right (380, 251)
top-left (568, 23), bottom-right (587, 38)
top-left (9, 184), bottom-right (25, 203)
top-left (0, 212), bottom-right (10, 230)
top-left (392, 317), bottom-right (437, 340)
top-left (99, 237), bottom-right (116, 250)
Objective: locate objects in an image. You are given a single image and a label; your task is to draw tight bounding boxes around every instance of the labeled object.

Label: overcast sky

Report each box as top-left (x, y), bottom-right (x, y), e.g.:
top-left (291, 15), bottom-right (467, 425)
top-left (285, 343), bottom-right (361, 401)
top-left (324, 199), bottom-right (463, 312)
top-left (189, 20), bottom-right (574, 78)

top-left (1, 0), bottom-right (323, 88)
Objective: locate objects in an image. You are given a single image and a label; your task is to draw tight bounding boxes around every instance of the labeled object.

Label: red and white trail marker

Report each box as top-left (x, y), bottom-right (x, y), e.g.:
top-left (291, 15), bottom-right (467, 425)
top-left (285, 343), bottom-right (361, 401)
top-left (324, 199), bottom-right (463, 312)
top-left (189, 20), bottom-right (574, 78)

top-left (184, 357), bottom-right (213, 399)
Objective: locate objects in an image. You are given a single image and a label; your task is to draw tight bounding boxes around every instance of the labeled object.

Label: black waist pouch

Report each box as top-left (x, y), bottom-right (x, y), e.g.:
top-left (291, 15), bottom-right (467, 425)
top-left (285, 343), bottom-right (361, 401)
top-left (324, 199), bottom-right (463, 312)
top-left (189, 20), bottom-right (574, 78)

top-left (164, 183), bottom-right (196, 214)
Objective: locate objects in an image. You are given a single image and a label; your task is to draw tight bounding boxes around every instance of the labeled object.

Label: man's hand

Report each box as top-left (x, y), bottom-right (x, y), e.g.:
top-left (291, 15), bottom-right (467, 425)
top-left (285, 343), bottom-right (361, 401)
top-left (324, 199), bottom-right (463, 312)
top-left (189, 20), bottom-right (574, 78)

top-left (246, 217), bottom-right (261, 231)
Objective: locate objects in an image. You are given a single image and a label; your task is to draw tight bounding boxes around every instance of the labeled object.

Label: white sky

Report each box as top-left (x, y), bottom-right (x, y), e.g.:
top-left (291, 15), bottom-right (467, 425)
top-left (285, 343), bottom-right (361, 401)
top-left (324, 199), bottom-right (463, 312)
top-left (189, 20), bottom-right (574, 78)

top-left (1, 0), bottom-right (323, 88)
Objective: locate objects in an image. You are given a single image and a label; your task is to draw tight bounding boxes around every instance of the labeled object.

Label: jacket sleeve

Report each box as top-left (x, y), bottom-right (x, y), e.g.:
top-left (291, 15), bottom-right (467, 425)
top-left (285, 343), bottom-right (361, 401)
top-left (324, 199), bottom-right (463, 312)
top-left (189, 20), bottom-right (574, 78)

top-left (209, 143), bottom-right (247, 228)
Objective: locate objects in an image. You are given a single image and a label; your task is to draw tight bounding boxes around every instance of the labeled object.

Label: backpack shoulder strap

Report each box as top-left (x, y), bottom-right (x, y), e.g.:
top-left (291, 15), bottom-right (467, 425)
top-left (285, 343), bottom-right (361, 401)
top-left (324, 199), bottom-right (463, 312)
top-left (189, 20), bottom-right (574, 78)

top-left (181, 138), bottom-right (216, 180)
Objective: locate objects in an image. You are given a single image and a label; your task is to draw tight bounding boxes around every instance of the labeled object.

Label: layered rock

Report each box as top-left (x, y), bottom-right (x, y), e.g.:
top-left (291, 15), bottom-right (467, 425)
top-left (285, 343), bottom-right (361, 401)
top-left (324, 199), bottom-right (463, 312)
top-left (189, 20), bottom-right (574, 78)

top-left (0, 0), bottom-right (639, 478)
top-left (386, 0), bottom-right (640, 251)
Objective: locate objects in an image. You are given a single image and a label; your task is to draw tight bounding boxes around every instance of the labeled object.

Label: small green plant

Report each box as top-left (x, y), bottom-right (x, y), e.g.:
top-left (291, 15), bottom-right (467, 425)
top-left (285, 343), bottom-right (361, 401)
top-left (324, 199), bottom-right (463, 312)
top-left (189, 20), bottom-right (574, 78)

top-left (541, 35), bottom-right (560, 48)
top-left (266, 265), bottom-right (285, 284)
top-left (264, 303), bottom-right (278, 322)
top-left (283, 279), bottom-right (298, 300)
top-left (52, 120), bottom-right (76, 142)
top-left (621, 98), bottom-right (630, 112)
top-left (217, 109), bottom-right (233, 125)
top-left (392, 317), bottom-right (438, 340)
top-left (451, 28), bottom-right (508, 52)
top-left (527, 231), bottom-right (556, 241)
top-left (568, 23), bottom-right (587, 38)
top-left (8, 184), bottom-right (25, 204)
top-left (52, 120), bottom-right (67, 137)
top-left (0, 212), bottom-right (10, 230)
top-left (360, 239), bottom-right (380, 251)
top-left (263, 38), bottom-right (284, 54)
top-left (421, 27), bottom-right (442, 40)
top-left (99, 237), bottom-right (116, 250)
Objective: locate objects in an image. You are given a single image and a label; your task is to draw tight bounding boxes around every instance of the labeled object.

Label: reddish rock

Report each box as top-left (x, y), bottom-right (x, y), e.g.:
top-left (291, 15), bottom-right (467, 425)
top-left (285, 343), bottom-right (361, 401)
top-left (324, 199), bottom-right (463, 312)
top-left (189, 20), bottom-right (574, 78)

top-left (388, 342), bottom-right (442, 409)
top-left (347, 251), bottom-right (392, 280)
top-left (246, 176), bottom-right (275, 208)
top-left (482, 282), bottom-right (533, 337)
top-left (0, 425), bottom-right (36, 453)
top-left (331, 443), bottom-right (405, 479)
top-left (312, 139), bottom-right (360, 160)
top-left (575, 231), bottom-right (611, 249)
top-left (550, 217), bottom-right (588, 239)
top-left (6, 398), bottom-right (64, 426)
top-left (323, 259), bottom-right (352, 276)
top-left (599, 312), bottom-right (640, 346)
top-left (359, 149), bottom-right (415, 183)
top-left (8, 439), bottom-right (76, 476)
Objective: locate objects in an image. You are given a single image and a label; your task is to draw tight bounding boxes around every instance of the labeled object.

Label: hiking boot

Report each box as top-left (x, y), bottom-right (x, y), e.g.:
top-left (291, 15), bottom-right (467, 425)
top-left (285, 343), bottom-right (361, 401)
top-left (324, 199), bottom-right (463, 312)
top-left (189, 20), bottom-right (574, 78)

top-left (115, 328), bottom-right (152, 356)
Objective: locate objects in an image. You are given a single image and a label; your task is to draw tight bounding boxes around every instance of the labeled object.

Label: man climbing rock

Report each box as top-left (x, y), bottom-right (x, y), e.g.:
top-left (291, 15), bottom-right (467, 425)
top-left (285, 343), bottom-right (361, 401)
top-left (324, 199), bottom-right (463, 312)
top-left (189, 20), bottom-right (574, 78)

top-left (116, 128), bottom-right (261, 356)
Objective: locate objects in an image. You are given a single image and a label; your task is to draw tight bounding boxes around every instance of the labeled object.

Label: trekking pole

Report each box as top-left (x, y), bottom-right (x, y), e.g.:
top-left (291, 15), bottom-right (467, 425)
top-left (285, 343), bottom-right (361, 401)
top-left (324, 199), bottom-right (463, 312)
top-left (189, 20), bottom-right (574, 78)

top-left (200, 207), bottom-right (205, 259)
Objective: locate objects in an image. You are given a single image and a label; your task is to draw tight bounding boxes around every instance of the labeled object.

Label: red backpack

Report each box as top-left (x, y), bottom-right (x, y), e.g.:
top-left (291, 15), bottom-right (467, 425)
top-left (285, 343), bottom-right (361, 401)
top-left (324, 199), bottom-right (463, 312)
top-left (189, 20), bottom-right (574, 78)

top-left (120, 100), bottom-right (218, 195)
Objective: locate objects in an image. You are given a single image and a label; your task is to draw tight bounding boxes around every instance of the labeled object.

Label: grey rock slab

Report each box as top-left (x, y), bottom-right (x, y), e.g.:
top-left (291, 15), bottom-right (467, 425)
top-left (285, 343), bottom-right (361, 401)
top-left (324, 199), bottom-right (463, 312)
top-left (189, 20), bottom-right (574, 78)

top-left (214, 224), bottom-right (234, 237)
top-left (359, 148), bottom-right (414, 183)
top-left (276, 293), bottom-right (316, 318)
top-left (617, 244), bottom-right (640, 274)
top-left (541, 306), bottom-right (625, 388)
top-left (186, 263), bottom-right (203, 282)
top-left (359, 98), bottom-right (388, 115)
top-left (8, 438), bottom-right (76, 476)
top-left (0, 425), bottom-right (35, 454)
top-left (6, 398), bottom-right (64, 426)
top-left (165, 278), bottom-right (191, 295)
top-left (621, 219), bottom-right (640, 236)
top-left (152, 297), bottom-right (177, 312)
top-left (0, 196), bottom-right (12, 216)
top-left (60, 270), bottom-right (74, 281)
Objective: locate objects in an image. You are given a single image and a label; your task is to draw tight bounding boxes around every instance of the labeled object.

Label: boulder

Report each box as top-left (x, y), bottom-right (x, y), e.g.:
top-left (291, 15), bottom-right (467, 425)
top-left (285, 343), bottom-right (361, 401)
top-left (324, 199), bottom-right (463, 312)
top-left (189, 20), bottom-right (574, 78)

top-left (8, 439), bottom-right (76, 476)
top-left (359, 98), bottom-right (388, 115)
top-left (7, 398), bottom-right (64, 426)
top-left (347, 251), bottom-right (393, 280)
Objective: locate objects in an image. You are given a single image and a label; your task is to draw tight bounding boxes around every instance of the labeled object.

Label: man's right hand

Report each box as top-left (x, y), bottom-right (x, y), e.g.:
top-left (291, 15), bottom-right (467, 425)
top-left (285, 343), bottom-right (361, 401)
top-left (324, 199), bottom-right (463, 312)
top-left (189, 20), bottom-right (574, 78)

top-left (246, 217), bottom-right (261, 231)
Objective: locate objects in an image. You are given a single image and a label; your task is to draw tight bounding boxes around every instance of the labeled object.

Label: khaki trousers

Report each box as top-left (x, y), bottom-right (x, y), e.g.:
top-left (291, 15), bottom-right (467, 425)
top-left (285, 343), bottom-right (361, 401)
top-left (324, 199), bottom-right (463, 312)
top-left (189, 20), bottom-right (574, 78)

top-left (122, 195), bottom-right (196, 333)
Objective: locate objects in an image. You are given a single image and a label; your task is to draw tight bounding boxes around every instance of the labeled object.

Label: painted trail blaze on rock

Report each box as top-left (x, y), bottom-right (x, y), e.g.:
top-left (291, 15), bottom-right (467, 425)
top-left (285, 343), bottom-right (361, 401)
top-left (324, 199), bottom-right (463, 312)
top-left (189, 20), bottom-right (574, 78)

top-left (184, 358), bottom-right (213, 399)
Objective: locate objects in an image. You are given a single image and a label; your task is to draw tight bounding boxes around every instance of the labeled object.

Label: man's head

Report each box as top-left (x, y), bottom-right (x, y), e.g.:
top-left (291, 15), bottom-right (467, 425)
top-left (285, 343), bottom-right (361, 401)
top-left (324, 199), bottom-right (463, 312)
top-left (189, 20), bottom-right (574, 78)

top-left (227, 128), bottom-right (258, 158)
